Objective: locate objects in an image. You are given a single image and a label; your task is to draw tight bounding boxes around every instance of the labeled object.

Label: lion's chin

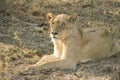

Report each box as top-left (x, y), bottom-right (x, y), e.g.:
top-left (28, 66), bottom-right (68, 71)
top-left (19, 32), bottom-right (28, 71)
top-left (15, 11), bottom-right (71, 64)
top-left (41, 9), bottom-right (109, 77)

top-left (51, 37), bottom-right (60, 42)
top-left (52, 37), bottom-right (58, 40)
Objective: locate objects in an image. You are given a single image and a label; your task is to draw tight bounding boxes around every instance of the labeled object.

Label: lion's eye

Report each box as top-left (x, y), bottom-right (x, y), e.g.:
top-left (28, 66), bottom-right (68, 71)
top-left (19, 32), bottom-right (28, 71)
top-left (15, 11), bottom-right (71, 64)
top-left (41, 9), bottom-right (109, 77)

top-left (51, 22), bottom-right (54, 25)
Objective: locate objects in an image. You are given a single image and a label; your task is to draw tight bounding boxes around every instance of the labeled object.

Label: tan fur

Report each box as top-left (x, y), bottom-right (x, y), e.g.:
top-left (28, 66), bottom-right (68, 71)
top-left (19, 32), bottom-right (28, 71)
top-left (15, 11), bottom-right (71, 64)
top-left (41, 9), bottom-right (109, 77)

top-left (29, 13), bottom-right (120, 70)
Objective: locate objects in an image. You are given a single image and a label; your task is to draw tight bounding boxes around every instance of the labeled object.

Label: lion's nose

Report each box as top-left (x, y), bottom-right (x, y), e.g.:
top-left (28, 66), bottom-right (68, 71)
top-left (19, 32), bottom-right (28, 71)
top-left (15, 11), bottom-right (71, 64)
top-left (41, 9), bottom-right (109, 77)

top-left (52, 32), bottom-right (58, 35)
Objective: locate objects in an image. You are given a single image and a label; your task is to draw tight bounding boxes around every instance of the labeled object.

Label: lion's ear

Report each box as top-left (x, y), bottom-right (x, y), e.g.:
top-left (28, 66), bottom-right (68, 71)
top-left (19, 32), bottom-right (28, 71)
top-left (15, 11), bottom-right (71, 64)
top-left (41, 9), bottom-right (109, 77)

top-left (47, 13), bottom-right (55, 22)
top-left (67, 14), bottom-right (77, 22)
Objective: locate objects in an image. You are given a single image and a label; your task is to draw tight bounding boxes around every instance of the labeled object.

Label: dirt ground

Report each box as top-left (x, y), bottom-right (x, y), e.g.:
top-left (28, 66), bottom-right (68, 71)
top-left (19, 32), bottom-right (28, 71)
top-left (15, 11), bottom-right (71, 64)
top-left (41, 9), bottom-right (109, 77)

top-left (0, 0), bottom-right (120, 80)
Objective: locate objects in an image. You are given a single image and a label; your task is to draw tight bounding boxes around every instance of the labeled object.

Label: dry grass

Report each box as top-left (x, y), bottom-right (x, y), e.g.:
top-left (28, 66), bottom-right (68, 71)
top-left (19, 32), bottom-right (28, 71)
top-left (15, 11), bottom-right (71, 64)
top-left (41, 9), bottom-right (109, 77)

top-left (0, 0), bottom-right (120, 80)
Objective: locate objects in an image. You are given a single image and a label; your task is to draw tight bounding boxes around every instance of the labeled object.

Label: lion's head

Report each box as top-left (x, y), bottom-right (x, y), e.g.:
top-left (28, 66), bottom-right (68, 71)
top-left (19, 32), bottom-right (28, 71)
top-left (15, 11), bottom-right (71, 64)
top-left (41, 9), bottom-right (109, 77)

top-left (47, 13), bottom-right (78, 40)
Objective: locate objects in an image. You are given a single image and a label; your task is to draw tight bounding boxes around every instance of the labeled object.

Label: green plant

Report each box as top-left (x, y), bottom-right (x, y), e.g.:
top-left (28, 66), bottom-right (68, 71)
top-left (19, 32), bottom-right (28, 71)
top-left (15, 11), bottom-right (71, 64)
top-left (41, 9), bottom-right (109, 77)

top-left (13, 31), bottom-right (23, 47)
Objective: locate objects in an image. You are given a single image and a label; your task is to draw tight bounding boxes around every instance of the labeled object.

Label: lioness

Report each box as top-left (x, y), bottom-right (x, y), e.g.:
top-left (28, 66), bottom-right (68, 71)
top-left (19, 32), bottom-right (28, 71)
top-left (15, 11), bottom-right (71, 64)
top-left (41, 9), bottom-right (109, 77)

top-left (29, 13), bottom-right (120, 70)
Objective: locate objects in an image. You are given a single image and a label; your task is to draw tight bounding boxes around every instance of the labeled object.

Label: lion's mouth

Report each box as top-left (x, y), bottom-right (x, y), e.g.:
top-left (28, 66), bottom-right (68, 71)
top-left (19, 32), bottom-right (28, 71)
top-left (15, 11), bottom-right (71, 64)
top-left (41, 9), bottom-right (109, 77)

top-left (53, 37), bottom-right (56, 38)
top-left (52, 36), bottom-right (58, 39)
top-left (52, 36), bottom-right (60, 40)
top-left (52, 34), bottom-right (57, 39)
top-left (50, 34), bottom-right (59, 39)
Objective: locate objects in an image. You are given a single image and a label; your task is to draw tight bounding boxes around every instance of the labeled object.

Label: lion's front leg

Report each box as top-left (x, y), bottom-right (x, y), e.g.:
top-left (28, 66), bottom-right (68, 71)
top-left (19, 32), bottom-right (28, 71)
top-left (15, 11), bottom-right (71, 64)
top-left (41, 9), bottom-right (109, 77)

top-left (36, 54), bottom-right (59, 65)
top-left (28, 54), bottom-right (76, 70)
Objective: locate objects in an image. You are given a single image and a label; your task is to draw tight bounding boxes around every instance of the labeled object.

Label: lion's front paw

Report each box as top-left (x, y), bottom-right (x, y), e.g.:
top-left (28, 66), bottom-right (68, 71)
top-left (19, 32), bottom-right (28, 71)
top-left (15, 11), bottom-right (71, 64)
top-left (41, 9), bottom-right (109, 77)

top-left (36, 55), bottom-right (50, 65)
top-left (19, 65), bottom-right (38, 75)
